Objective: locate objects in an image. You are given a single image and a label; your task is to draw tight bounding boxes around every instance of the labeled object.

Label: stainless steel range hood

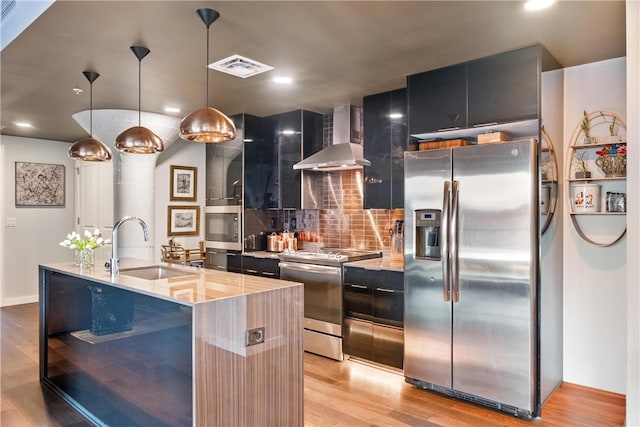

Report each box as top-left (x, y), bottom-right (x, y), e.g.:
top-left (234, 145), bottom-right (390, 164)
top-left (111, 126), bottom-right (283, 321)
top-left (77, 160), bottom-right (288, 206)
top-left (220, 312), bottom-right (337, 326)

top-left (293, 105), bottom-right (369, 171)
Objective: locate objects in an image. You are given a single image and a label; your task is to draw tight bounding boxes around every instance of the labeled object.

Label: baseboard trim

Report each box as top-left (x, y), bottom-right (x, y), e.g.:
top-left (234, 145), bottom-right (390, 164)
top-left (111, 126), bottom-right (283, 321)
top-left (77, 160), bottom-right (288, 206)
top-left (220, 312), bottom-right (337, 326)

top-left (1, 295), bottom-right (38, 307)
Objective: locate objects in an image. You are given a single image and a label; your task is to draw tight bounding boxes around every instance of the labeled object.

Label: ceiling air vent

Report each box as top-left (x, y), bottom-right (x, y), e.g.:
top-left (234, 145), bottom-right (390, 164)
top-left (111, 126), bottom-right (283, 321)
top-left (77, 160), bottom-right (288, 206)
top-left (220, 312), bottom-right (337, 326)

top-left (209, 54), bottom-right (274, 78)
top-left (1, 0), bottom-right (16, 21)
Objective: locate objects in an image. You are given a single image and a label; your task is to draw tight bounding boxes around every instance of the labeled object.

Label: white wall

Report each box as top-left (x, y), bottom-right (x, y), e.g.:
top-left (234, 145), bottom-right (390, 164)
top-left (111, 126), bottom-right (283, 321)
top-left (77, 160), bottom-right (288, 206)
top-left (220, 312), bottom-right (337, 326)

top-left (625, 0), bottom-right (639, 423)
top-left (562, 57), bottom-right (627, 394)
top-left (1, 136), bottom-right (75, 306)
top-left (540, 68), bottom-right (564, 399)
top-left (154, 139), bottom-right (206, 261)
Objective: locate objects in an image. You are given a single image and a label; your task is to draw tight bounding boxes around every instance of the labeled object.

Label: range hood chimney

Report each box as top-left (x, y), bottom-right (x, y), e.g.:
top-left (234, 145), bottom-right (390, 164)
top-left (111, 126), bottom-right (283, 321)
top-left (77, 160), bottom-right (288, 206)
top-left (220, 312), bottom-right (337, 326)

top-left (293, 105), bottom-right (369, 171)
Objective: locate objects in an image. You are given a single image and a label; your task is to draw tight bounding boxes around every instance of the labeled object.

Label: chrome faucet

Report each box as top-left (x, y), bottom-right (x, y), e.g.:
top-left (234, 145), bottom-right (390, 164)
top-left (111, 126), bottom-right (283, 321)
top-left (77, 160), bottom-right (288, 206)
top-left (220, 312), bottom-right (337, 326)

top-left (109, 216), bottom-right (150, 277)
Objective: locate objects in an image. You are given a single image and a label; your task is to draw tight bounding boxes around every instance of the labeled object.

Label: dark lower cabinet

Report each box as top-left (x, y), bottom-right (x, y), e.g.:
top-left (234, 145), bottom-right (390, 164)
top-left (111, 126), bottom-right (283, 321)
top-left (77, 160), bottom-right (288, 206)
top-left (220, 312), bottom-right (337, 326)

top-left (242, 255), bottom-right (280, 279)
top-left (41, 269), bottom-right (193, 427)
top-left (344, 319), bottom-right (404, 370)
top-left (343, 266), bottom-right (404, 369)
top-left (205, 249), bottom-right (242, 273)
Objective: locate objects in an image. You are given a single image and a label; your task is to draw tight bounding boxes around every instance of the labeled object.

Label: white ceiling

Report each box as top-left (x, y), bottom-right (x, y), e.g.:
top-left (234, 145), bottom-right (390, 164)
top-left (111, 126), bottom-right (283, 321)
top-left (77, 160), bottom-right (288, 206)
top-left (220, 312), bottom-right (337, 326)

top-left (0, 1), bottom-right (626, 143)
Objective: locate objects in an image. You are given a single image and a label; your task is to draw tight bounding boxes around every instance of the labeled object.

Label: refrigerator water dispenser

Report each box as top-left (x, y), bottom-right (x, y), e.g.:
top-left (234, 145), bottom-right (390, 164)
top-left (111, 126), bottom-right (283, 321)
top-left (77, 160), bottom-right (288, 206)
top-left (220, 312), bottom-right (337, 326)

top-left (415, 209), bottom-right (441, 260)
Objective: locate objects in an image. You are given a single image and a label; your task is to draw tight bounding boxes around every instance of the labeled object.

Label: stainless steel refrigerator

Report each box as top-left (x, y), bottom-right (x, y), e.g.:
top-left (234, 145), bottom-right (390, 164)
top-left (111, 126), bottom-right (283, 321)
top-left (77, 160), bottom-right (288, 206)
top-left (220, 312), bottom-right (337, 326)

top-left (403, 138), bottom-right (560, 419)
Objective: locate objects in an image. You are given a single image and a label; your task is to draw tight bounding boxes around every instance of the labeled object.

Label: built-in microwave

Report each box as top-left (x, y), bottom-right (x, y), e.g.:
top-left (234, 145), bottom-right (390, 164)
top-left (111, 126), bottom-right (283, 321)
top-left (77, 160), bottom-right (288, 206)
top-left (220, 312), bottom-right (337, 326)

top-left (204, 206), bottom-right (242, 250)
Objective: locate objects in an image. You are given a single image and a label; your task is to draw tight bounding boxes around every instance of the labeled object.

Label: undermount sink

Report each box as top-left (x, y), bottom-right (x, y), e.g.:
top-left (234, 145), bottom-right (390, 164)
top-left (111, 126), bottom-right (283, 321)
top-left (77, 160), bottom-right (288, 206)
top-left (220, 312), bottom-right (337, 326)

top-left (119, 265), bottom-right (196, 280)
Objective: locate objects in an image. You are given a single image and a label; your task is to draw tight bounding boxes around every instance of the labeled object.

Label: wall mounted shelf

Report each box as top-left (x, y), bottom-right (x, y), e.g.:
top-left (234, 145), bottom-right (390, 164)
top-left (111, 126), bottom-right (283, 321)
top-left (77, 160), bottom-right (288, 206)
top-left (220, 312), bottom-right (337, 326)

top-left (566, 110), bottom-right (627, 247)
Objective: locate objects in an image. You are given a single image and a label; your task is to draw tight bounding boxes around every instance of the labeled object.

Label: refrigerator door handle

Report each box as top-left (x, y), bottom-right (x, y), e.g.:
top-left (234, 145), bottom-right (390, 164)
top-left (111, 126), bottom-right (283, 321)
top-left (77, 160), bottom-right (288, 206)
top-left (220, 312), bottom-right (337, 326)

top-left (442, 180), bottom-right (451, 302)
top-left (451, 180), bottom-right (460, 303)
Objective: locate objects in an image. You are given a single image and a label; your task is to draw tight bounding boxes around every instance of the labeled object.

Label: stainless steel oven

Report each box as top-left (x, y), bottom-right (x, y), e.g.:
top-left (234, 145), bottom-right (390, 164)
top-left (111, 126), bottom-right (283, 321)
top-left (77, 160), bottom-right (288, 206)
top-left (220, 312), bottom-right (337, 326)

top-left (278, 249), bottom-right (381, 361)
top-left (204, 205), bottom-right (242, 250)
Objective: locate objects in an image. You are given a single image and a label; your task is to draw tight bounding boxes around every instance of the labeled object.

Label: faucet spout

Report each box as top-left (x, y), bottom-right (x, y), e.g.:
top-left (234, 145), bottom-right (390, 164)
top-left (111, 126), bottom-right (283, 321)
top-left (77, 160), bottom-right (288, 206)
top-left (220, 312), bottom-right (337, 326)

top-left (109, 216), bottom-right (150, 277)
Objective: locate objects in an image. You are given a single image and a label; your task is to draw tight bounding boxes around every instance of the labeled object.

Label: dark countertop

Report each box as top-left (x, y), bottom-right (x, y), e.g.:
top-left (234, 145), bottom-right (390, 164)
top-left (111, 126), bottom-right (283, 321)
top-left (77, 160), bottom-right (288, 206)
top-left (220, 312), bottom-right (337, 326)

top-left (242, 250), bottom-right (282, 259)
top-left (345, 256), bottom-right (404, 272)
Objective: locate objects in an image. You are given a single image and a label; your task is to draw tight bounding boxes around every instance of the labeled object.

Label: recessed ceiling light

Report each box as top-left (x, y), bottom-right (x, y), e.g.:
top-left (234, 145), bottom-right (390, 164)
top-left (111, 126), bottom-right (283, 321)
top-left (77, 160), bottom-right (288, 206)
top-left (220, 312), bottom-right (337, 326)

top-left (164, 107), bottom-right (181, 113)
top-left (15, 122), bottom-right (33, 128)
top-left (210, 54), bottom-right (274, 78)
top-left (273, 76), bottom-right (293, 84)
top-left (524, 0), bottom-right (555, 11)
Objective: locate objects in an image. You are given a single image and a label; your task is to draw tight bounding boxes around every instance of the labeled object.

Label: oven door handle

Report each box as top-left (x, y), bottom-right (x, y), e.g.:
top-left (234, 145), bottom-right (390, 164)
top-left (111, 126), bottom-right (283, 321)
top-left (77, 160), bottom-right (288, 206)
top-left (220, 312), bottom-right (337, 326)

top-left (278, 262), bottom-right (341, 276)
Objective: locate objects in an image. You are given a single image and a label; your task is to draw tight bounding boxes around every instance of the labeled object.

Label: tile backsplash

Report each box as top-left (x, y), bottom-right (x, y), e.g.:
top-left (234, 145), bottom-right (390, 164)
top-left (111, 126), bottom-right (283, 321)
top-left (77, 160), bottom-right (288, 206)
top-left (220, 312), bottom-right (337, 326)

top-left (319, 170), bottom-right (403, 250)
top-left (244, 169), bottom-right (403, 252)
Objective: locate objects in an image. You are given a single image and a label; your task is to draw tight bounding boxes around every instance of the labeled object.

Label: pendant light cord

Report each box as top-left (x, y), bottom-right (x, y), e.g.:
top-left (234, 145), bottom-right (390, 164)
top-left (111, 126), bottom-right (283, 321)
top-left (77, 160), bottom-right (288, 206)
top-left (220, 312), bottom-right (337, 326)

top-left (205, 25), bottom-right (210, 108)
top-left (89, 82), bottom-right (93, 137)
top-left (138, 57), bottom-right (142, 127)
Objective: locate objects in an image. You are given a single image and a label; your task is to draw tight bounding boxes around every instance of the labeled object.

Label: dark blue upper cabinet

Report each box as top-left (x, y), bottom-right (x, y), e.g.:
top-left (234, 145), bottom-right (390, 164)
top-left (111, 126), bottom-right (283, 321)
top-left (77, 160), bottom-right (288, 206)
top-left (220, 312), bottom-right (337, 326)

top-left (408, 63), bottom-right (467, 135)
top-left (244, 115), bottom-right (277, 209)
top-left (245, 110), bottom-right (322, 210)
top-left (363, 88), bottom-right (407, 209)
top-left (467, 46), bottom-right (539, 127)
top-left (277, 110), bottom-right (303, 209)
top-left (407, 45), bottom-right (555, 137)
top-left (206, 114), bottom-right (244, 205)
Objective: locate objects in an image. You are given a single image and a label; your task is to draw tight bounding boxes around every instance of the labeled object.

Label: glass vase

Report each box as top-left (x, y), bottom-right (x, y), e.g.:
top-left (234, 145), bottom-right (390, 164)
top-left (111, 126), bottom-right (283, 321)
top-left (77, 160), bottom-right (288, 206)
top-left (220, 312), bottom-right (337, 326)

top-left (75, 249), bottom-right (94, 269)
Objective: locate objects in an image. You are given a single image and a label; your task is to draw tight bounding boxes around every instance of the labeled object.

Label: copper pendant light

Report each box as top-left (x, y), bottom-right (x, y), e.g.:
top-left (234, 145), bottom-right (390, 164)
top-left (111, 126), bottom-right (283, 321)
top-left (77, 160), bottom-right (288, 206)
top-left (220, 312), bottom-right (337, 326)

top-left (115, 46), bottom-right (164, 153)
top-left (179, 8), bottom-right (236, 143)
top-left (68, 71), bottom-right (112, 161)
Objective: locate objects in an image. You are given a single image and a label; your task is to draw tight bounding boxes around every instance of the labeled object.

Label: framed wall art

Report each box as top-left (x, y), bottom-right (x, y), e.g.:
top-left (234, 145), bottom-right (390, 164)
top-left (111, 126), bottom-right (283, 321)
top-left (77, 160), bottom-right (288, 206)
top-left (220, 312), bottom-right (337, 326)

top-left (15, 162), bottom-right (65, 207)
top-left (170, 165), bottom-right (197, 202)
top-left (168, 205), bottom-right (200, 236)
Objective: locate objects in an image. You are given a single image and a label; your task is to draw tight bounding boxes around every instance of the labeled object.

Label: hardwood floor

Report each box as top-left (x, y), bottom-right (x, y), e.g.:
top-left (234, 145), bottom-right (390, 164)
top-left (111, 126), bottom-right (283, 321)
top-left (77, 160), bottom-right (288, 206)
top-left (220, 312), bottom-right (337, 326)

top-left (2, 303), bottom-right (625, 426)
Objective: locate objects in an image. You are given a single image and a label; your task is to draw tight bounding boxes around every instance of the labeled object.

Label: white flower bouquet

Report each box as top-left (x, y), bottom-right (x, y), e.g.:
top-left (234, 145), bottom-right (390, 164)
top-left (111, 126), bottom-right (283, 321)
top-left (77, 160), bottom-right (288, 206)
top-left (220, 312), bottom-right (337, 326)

top-left (60, 229), bottom-right (111, 251)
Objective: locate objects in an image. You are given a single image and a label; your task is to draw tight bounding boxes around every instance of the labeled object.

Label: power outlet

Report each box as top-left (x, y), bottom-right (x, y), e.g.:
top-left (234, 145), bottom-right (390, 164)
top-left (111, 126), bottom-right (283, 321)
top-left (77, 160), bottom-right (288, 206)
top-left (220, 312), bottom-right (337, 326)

top-left (246, 327), bottom-right (265, 346)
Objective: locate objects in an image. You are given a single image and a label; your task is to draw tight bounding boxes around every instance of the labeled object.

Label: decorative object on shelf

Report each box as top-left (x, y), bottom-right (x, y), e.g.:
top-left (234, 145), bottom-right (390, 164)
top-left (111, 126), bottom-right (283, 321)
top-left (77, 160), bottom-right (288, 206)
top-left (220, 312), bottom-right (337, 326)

top-left (179, 8), bottom-right (236, 143)
top-left (115, 46), bottom-right (164, 154)
top-left (539, 125), bottom-right (558, 235)
top-left (168, 205), bottom-right (200, 236)
top-left (540, 185), bottom-right (551, 215)
top-left (69, 71), bottom-right (112, 162)
top-left (595, 152), bottom-right (626, 177)
top-left (606, 192), bottom-right (626, 213)
top-left (59, 229), bottom-right (111, 269)
top-left (170, 165), bottom-right (197, 202)
top-left (580, 110), bottom-right (597, 144)
top-left (572, 151), bottom-right (591, 179)
top-left (15, 162), bottom-right (65, 207)
top-left (571, 183), bottom-right (600, 213)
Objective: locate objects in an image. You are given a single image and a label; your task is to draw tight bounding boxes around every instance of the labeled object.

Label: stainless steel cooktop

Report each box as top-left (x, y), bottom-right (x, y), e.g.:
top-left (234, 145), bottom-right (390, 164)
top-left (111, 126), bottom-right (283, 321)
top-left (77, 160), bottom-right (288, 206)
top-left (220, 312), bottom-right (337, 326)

top-left (278, 248), bottom-right (382, 266)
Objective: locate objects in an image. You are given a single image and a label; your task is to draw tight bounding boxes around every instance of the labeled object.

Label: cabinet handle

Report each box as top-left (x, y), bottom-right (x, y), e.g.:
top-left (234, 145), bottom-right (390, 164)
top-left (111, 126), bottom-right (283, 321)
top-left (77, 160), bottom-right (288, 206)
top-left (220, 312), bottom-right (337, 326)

top-left (436, 127), bottom-right (460, 132)
top-left (472, 122), bottom-right (498, 128)
top-left (262, 272), bottom-right (275, 276)
top-left (349, 284), bottom-right (368, 289)
top-left (376, 287), bottom-right (395, 293)
top-left (245, 269), bottom-right (258, 273)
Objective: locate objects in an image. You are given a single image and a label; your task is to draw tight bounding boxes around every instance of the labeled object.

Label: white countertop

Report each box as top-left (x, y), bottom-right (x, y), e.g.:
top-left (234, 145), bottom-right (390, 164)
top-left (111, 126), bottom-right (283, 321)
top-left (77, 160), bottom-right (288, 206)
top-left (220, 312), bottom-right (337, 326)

top-left (40, 258), bottom-right (302, 305)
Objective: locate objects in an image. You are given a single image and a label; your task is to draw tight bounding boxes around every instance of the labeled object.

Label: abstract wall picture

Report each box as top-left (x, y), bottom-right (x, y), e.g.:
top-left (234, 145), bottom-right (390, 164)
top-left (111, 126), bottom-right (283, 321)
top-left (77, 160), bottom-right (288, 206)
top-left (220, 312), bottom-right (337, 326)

top-left (15, 162), bottom-right (65, 207)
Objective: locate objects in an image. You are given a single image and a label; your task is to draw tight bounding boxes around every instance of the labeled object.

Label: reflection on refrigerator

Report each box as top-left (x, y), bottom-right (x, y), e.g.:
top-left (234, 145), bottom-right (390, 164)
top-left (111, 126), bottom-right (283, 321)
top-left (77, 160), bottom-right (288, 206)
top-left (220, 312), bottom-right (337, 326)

top-left (403, 139), bottom-right (562, 419)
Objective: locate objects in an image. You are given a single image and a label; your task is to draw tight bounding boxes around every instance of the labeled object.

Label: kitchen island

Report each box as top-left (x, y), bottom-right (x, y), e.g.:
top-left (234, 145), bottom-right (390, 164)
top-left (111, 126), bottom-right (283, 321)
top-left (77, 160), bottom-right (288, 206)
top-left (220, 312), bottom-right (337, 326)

top-left (39, 260), bottom-right (303, 427)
